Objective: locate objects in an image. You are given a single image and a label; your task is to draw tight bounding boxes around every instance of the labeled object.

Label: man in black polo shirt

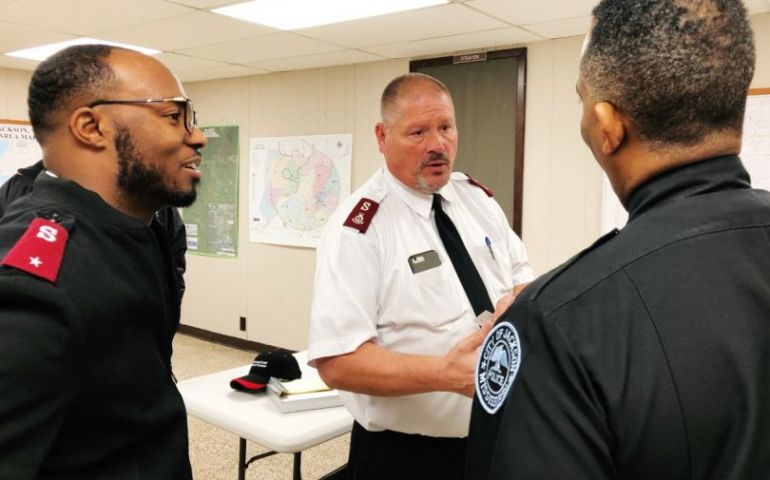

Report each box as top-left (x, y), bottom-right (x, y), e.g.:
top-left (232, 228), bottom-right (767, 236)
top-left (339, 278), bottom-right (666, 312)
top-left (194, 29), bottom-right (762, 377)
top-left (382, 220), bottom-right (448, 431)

top-left (0, 44), bottom-right (206, 478)
top-left (467, 0), bottom-right (770, 478)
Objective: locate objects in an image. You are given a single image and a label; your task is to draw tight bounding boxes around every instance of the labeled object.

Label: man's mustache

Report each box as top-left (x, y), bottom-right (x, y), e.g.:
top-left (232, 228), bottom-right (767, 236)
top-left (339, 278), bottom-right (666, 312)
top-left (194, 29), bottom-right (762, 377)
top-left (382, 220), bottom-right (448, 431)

top-left (421, 153), bottom-right (449, 167)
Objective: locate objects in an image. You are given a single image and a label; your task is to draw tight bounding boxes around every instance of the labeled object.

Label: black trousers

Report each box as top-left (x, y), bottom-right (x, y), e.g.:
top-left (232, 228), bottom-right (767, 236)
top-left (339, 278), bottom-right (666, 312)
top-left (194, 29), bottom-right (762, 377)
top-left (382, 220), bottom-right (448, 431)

top-left (347, 421), bottom-right (467, 480)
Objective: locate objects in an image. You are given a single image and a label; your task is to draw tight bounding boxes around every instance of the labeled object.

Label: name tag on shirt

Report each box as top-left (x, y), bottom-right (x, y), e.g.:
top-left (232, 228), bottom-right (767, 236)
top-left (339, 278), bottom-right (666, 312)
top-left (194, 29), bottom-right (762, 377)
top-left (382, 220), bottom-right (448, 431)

top-left (408, 250), bottom-right (442, 274)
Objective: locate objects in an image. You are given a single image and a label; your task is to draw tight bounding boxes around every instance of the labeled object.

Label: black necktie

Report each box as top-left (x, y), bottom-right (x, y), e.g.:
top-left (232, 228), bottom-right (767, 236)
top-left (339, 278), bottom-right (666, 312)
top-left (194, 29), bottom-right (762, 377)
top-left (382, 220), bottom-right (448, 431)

top-left (432, 194), bottom-right (493, 316)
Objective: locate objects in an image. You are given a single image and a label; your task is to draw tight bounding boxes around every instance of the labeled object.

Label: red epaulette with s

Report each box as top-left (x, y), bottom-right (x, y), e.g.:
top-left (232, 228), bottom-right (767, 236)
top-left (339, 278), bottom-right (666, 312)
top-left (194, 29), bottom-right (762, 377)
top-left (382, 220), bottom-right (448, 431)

top-left (465, 174), bottom-right (494, 197)
top-left (343, 197), bottom-right (380, 233)
top-left (1, 217), bottom-right (69, 283)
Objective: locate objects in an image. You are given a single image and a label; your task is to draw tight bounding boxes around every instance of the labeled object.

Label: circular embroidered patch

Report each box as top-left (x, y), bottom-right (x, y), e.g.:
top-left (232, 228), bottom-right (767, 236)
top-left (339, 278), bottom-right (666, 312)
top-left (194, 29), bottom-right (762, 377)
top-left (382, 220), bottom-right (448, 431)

top-left (475, 321), bottom-right (522, 415)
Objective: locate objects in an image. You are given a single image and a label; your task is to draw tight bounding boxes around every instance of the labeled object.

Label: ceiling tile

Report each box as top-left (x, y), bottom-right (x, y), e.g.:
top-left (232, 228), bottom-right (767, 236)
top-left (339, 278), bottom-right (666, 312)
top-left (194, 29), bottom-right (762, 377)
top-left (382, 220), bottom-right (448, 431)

top-left (745, 0), bottom-right (770, 13)
top-left (0, 0), bottom-right (193, 35)
top-left (154, 52), bottom-right (230, 72)
top-left (365, 26), bottom-right (540, 59)
top-left (0, 54), bottom-right (41, 71)
top-left (0, 21), bottom-right (74, 54)
top-left (166, 0), bottom-right (237, 7)
top-left (96, 11), bottom-right (278, 51)
top-left (465, 0), bottom-right (597, 25)
top-left (178, 32), bottom-right (342, 64)
top-left (298, 3), bottom-right (507, 48)
top-left (523, 16), bottom-right (591, 39)
top-left (178, 64), bottom-right (270, 83)
top-left (249, 49), bottom-right (385, 72)
top-left (2, 0), bottom-right (758, 81)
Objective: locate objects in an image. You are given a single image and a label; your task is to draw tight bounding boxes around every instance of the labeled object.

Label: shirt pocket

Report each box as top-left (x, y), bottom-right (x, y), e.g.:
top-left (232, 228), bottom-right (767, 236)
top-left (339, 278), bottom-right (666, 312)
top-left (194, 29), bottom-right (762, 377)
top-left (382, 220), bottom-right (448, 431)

top-left (410, 253), bottom-right (467, 326)
top-left (470, 234), bottom-right (512, 302)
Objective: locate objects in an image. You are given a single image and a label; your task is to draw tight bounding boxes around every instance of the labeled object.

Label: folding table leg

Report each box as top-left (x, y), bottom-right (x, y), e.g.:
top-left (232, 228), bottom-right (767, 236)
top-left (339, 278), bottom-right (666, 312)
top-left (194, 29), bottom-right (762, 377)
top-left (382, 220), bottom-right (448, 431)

top-left (293, 451), bottom-right (302, 480)
top-left (238, 438), bottom-right (247, 480)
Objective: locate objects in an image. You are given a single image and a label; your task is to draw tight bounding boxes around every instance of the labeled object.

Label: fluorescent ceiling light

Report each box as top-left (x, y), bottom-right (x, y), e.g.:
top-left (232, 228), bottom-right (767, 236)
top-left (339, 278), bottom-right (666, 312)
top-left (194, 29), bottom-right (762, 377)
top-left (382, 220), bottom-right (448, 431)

top-left (5, 38), bottom-right (160, 61)
top-left (213, 0), bottom-right (449, 30)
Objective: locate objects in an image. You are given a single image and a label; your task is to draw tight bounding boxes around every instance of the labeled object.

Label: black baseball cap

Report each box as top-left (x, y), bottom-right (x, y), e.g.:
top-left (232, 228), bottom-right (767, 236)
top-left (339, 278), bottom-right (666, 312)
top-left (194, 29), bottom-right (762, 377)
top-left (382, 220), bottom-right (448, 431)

top-left (230, 348), bottom-right (302, 392)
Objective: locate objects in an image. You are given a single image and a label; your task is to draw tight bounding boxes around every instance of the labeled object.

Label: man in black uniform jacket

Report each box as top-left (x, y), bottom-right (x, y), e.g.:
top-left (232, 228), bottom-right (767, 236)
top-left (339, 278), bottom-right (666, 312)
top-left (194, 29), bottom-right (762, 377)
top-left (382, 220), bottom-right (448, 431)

top-left (0, 44), bottom-right (206, 478)
top-left (467, 0), bottom-right (770, 478)
top-left (0, 160), bottom-right (189, 299)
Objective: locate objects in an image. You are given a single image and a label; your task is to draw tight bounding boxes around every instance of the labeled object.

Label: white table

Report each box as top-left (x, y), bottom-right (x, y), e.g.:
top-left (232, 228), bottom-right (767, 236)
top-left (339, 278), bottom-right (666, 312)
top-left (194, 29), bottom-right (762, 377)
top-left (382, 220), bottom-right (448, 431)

top-left (177, 354), bottom-right (353, 480)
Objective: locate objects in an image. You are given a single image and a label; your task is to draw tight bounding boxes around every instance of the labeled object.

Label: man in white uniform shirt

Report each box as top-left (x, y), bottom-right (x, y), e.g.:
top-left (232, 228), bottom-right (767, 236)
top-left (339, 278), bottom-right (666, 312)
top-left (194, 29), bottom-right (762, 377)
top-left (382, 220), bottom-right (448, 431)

top-left (308, 73), bottom-right (533, 479)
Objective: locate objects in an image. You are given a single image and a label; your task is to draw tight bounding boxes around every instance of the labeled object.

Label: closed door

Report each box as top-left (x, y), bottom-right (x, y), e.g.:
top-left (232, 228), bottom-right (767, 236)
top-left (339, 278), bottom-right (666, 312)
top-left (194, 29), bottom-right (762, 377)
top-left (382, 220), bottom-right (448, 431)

top-left (412, 48), bottom-right (526, 235)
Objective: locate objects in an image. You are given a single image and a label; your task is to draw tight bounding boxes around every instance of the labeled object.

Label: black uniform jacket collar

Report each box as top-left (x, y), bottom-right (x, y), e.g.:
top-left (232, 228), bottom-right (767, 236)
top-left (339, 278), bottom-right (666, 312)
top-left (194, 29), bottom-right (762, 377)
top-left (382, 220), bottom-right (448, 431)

top-left (626, 155), bottom-right (751, 223)
top-left (522, 155), bottom-right (754, 306)
top-left (18, 159), bottom-right (44, 180)
top-left (32, 172), bottom-right (152, 231)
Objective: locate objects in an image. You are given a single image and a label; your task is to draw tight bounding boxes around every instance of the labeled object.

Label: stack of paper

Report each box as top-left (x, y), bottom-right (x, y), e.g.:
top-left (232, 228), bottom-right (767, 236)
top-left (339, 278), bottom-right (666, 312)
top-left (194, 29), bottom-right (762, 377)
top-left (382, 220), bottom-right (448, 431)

top-left (266, 352), bottom-right (343, 413)
top-left (268, 374), bottom-right (330, 395)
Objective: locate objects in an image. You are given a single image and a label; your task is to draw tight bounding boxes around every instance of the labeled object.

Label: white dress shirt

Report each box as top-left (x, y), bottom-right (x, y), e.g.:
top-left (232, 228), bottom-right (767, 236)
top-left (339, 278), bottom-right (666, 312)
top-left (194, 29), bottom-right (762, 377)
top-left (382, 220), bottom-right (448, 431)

top-left (308, 167), bottom-right (533, 437)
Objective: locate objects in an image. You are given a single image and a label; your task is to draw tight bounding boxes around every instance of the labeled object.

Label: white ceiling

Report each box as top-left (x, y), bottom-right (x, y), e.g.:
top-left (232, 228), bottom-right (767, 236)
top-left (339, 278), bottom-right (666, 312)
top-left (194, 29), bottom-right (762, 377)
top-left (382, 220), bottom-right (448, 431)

top-left (1, 0), bottom-right (769, 83)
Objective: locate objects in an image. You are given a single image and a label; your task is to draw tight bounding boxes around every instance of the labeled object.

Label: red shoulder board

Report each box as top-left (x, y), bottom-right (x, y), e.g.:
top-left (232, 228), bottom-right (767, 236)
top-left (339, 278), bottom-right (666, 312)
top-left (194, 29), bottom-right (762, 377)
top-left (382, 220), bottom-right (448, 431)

top-left (466, 174), bottom-right (494, 197)
top-left (1, 218), bottom-right (69, 283)
top-left (343, 197), bottom-right (380, 233)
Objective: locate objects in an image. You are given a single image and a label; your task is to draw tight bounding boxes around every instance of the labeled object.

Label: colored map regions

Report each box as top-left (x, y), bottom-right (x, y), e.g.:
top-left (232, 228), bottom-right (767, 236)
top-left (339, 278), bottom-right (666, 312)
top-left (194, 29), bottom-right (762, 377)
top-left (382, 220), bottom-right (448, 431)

top-left (260, 144), bottom-right (340, 231)
top-left (182, 125), bottom-right (239, 257)
top-left (249, 134), bottom-right (352, 247)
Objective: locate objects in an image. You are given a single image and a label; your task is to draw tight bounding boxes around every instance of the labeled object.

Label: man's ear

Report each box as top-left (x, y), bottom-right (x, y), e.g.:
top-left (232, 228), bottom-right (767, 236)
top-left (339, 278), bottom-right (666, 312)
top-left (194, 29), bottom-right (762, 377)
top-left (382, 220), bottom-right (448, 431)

top-left (68, 107), bottom-right (111, 149)
top-left (374, 122), bottom-right (387, 155)
top-left (594, 101), bottom-right (626, 156)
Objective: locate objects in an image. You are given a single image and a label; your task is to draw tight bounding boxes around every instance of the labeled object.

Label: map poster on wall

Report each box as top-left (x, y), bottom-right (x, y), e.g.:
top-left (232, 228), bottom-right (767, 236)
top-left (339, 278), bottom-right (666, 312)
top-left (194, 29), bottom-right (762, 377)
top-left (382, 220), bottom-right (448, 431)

top-left (0, 121), bottom-right (42, 184)
top-left (249, 134), bottom-right (352, 248)
top-left (601, 90), bottom-right (770, 234)
top-left (182, 125), bottom-right (239, 257)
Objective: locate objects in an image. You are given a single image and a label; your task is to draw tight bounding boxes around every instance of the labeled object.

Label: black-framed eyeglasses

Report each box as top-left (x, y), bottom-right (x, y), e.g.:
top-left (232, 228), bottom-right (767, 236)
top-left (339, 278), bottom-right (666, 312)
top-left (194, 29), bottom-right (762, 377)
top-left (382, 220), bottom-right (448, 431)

top-left (87, 96), bottom-right (197, 134)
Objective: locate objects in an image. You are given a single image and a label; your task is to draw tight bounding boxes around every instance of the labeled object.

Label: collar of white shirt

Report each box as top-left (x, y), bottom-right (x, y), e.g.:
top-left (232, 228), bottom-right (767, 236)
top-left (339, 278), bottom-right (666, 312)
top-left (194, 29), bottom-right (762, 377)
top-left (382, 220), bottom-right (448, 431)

top-left (382, 167), bottom-right (460, 219)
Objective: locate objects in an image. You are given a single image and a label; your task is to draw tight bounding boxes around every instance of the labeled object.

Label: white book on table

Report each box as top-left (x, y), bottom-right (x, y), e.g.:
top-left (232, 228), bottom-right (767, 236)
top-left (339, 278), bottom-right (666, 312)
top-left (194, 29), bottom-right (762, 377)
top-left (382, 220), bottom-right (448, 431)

top-left (266, 352), bottom-right (343, 413)
top-left (267, 385), bottom-right (343, 413)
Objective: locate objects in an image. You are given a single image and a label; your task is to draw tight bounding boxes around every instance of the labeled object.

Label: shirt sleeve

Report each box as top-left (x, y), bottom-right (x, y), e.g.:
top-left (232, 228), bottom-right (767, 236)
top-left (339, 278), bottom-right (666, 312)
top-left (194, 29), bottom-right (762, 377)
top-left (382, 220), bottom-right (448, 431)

top-left (467, 299), bottom-right (615, 480)
top-left (167, 207), bottom-right (188, 298)
top-left (505, 226), bottom-right (534, 286)
top-left (0, 180), bottom-right (12, 218)
top-left (307, 222), bottom-right (382, 366)
top-left (0, 175), bottom-right (35, 219)
top-left (486, 195), bottom-right (533, 286)
top-left (0, 274), bottom-right (83, 478)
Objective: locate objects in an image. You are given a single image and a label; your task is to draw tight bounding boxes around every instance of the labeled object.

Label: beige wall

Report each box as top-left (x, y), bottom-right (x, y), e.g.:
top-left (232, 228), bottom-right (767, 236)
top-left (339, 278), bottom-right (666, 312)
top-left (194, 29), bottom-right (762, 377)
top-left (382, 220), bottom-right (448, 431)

top-left (182, 60), bottom-right (408, 349)
top-left (0, 68), bottom-right (31, 120)
top-left (753, 13), bottom-right (770, 87)
top-left (1, 12), bottom-right (768, 349)
top-left (521, 35), bottom-right (602, 274)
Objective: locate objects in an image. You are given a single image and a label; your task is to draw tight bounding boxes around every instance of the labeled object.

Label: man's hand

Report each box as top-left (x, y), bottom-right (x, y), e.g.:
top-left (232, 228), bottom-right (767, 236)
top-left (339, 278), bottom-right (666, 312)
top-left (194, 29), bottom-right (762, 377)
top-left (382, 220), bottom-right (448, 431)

top-left (493, 283), bottom-right (527, 322)
top-left (439, 320), bottom-right (494, 397)
top-left (493, 292), bottom-right (516, 322)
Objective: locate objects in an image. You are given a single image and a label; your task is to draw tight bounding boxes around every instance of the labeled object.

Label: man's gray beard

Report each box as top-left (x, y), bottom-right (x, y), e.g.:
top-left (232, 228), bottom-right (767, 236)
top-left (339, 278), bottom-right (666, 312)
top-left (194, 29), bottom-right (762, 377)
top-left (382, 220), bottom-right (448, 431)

top-left (415, 174), bottom-right (443, 194)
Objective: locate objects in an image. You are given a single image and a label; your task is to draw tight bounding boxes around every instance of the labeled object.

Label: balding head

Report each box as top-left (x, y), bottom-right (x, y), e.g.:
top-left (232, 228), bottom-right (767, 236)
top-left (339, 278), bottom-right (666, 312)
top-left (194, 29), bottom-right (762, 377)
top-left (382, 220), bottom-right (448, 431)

top-left (380, 73), bottom-right (453, 126)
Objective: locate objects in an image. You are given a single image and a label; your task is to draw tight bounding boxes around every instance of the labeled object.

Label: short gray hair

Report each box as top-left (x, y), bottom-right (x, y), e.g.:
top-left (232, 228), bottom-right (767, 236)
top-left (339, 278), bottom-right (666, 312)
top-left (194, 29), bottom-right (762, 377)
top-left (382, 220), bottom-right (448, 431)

top-left (581, 0), bottom-right (755, 146)
top-left (380, 73), bottom-right (452, 123)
